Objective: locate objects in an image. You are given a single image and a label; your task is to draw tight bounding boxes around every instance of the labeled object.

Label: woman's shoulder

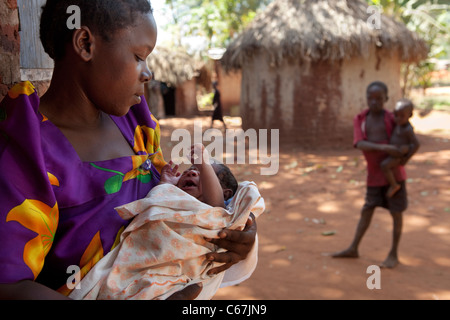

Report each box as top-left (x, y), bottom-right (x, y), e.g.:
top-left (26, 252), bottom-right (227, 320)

top-left (0, 82), bottom-right (44, 151)
top-left (4, 81), bottom-right (37, 99)
top-left (0, 81), bottom-right (42, 121)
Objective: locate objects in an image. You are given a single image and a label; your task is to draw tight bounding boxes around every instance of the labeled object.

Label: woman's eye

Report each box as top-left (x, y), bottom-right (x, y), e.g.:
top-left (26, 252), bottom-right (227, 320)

top-left (135, 55), bottom-right (144, 62)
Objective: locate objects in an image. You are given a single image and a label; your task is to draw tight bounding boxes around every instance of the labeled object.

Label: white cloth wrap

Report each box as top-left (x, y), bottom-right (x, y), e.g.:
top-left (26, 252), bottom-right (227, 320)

top-left (69, 181), bottom-right (264, 300)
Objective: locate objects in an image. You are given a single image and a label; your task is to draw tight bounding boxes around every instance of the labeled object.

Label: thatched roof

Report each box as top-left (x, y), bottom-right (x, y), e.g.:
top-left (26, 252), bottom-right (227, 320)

top-left (146, 46), bottom-right (200, 86)
top-left (222, 0), bottom-right (428, 71)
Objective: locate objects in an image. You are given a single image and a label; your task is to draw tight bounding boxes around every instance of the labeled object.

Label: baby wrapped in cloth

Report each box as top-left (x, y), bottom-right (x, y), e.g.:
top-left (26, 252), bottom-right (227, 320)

top-left (69, 180), bottom-right (264, 300)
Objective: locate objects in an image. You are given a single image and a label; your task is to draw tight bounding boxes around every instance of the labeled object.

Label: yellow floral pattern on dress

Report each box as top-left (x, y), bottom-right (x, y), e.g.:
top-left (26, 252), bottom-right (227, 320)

top-left (8, 81), bottom-right (35, 99)
top-left (6, 199), bottom-right (58, 280)
top-left (58, 231), bottom-right (105, 296)
top-left (47, 172), bottom-right (60, 187)
top-left (90, 122), bottom-right (165, 194)
top-left (133, 122), bottom-right (166, 173)
top-left (123, 155), bottom-right (151, 182)
top-left (90, 155), bottom-right (153, 194)
top-left (79, 231), bottom-right (104, 274)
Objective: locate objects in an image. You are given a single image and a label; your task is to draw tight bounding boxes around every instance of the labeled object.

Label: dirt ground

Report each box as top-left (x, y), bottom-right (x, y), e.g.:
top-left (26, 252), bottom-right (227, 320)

top-left (158, 97), bottom-right (450, 300)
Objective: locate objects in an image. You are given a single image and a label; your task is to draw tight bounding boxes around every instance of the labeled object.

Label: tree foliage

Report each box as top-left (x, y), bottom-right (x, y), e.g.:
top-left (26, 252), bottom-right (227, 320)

top-left (366, 0), bottom-right (450, 94)
top-left (162, 0), bottom-right (272, 53)
top-left (160, 0), bottom-right (448, 93)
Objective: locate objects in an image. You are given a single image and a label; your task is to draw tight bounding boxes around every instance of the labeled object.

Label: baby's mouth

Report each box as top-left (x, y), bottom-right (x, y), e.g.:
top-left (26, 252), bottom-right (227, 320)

top-left (180, 179), bottom-right (197, 191)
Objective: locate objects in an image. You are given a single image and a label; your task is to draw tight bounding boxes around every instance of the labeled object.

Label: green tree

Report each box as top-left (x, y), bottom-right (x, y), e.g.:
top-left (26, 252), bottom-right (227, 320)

top-left (367, 0), bottom-right (450, 94)
top-left (162, 0), bottom-right (272, 53)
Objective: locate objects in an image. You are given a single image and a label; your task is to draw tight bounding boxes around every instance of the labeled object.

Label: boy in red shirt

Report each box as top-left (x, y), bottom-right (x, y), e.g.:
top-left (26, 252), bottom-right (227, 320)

top-left (332, 81), bottom-right (418, 268)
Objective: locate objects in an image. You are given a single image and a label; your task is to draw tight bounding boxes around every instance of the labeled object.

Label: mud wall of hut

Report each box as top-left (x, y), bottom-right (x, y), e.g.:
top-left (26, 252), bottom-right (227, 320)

top-left (240, 52), bottom-right (344, 147)
top-left (175, 79), bottom-right (199, 117)
top-left (0, 0), bottom-right (20, 101)
top-left (340, 47), bottom-right (402, 124)
top-left (1, 0), bottom-right (54, 102)
top-left (217, 65), bottom-right (241, 116)
top-left (240, 48), bottom-right (403, 148)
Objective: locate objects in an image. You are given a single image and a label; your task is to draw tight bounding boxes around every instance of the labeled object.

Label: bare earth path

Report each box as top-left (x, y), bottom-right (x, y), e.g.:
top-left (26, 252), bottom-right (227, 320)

top-left (159, 107), bottom-right (450, 300)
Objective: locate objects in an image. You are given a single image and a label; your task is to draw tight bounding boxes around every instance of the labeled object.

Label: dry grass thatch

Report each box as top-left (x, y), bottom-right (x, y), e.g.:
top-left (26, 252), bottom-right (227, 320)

top-left (147, 46), bottom-right (200, 86)
top-left (221, 0), bottom-right (429, 71)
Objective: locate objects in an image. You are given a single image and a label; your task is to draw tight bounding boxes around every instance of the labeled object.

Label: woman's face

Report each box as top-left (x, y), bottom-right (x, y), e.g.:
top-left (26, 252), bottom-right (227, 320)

top-left (83, 13), bottom-right (157, 116)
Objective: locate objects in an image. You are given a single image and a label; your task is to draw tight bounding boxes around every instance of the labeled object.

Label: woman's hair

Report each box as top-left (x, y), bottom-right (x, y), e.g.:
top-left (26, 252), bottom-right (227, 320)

top-left (40, 0), bottom-right (153, 61)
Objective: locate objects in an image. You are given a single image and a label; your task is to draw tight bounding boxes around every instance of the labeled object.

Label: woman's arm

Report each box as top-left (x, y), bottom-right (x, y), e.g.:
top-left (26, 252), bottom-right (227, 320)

top-left (0, 279), bottom-right (202, 300)
top-left (0, 280), bottom-right (70, 300)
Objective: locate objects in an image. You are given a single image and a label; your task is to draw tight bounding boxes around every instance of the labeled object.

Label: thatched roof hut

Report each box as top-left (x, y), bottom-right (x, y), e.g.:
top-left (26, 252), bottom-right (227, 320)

top-left (145, 46), bottom-right (206, 117)
top-left (147, 47), bottom-right (199, 86)
top-left (221, 0), bottom-right (428, 147)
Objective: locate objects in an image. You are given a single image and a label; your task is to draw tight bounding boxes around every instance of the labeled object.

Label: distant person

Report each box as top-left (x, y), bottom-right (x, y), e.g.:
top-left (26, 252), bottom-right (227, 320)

top-left (332, 81), bottom-right (418, 268)
top-left (381, 98), bottom-right (420, 198)
top-left (210, 81), bottom-right (227, 129)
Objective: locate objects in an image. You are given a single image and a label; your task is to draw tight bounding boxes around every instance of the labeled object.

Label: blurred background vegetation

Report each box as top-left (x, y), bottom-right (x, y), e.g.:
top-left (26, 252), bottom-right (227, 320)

top-left (160, 0), bottom-right (449, 110)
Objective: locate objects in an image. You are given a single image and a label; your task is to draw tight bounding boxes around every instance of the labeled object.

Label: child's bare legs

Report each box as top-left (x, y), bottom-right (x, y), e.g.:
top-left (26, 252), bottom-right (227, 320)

top-left (333, 207), bottom-right (403, 268)
top-left (380, 210), bottom-right (402, 268)
top-left (381, 157), bottom-right (401, 198)
top-left (332, 206), bottom-right (375, 258)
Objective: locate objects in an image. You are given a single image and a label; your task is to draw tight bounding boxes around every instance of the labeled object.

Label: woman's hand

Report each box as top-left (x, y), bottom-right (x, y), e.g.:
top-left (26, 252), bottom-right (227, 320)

top-left (167, 283), bottom-right (203, 300)
top-left (205, 213), bottom-right (257, 275)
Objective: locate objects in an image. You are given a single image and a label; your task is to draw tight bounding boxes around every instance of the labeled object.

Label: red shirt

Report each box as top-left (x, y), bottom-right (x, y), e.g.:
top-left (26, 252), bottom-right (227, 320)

top-left (353, 109), bottom-right (407, 186)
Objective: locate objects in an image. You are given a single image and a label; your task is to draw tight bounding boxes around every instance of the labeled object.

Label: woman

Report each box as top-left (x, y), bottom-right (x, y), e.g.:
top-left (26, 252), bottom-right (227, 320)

top-left (0, 0), bottom-right (256, 299)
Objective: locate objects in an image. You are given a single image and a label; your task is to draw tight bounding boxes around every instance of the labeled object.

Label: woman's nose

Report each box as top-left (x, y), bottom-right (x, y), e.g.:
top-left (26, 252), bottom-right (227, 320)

top-left (141, 64), bottom-right (153, 83)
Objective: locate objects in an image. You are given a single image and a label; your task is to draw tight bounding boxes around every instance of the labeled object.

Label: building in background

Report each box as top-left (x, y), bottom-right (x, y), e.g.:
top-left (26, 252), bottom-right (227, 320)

top-left (221, 0), bottom-right (428, 147)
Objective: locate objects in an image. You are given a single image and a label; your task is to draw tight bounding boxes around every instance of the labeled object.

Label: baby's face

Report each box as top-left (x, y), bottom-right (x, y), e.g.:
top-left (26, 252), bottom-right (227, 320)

top-left (176, 166), bottom-right (203, 200)
top-left (394, 107), bottom-right (411, 126)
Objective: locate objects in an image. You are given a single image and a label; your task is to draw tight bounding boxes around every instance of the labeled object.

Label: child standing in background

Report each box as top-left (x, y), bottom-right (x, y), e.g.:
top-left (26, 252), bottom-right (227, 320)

top-left (381, 98), bottom-right (420, 198)
top-left (333, 81), bottom-right (417, 268)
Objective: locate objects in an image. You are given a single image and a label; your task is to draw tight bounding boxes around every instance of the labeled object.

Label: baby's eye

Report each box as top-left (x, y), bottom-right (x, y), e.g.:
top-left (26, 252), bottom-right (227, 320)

top-left (135, 55), bottom-right (144, 62)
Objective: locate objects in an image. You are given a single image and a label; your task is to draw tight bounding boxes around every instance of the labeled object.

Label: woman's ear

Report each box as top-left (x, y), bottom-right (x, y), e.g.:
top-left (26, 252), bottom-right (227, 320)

top-left (72, 26), bottom-right (95, 61)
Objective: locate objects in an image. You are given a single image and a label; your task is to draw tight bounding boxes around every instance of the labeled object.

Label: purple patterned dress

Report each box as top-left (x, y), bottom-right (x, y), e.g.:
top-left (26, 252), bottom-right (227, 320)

top-left (0, 82), bottom-right (166, 295)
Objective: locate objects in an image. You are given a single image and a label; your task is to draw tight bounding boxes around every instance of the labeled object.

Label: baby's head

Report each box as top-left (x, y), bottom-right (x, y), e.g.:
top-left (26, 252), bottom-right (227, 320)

top-left (212, 163), bottom-right (238, 201)
top-left (176, 163), bottom-right (238, 202)
top-left (394, 98), bottom-right (414, 126)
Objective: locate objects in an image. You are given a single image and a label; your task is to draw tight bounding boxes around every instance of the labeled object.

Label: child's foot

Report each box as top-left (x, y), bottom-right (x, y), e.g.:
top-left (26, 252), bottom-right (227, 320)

top-left (332, 248), bottom-right (359, 258)
top-left (380, 256), bottom-right (399, 268)
top-left (387, 184), bottom-right (401, 198)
